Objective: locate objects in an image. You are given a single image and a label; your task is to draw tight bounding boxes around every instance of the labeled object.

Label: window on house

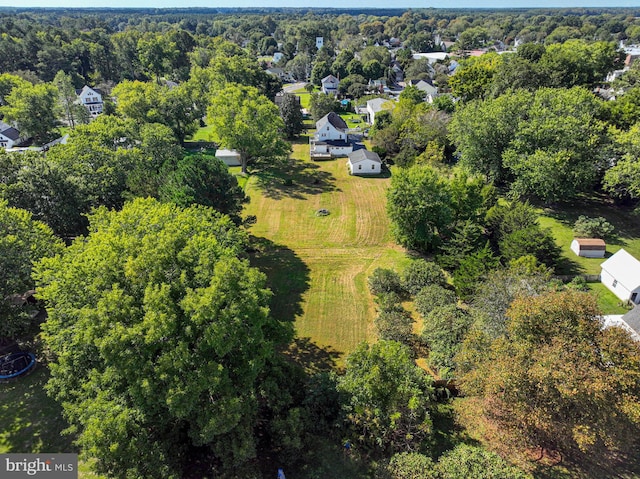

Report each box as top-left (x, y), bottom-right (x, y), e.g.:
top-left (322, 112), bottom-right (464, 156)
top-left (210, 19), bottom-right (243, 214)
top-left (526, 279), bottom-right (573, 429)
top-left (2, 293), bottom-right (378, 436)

top-left (613, 279), bottom-right (618, 287)
top-left (358, 165), bottom-right (362, 170)
top-left (327, 127), bottom-right (330, 131)
top-left (372, 165), bottom-right (375, 169)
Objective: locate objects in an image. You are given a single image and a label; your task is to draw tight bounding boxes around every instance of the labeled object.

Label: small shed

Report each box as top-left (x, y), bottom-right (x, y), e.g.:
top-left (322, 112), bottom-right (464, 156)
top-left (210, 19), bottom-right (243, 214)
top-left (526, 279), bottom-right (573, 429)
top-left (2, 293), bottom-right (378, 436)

top-left (347, 149), bottom-right (382, 175)
top-left (570, 238), bottom-right (606, 258)
top-left (601, 249), bottom-right (640, 304)
top-left (215, 149), bottom-right (241, 167)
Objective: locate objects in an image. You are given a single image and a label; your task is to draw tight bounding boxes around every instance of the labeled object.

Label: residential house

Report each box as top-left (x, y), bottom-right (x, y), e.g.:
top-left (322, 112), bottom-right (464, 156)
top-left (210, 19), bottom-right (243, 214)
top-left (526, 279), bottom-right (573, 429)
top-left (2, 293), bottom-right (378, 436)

top-left (76, 85), bottom-right (103, 117)
top-left (321, 75), bottom-right (339, 95)
top-left (347, 149), bottom-right (382, 175)
top-left (266, 67), bottom-right (294, 83)
top-left (409, 79), bottom-right (439, 102)
top-left (316, 37), bottom-right (324, 50)
top-left (310, 112), bottom-right (352, 159)
top-left (274, 91), bottom-right (301, 107)
top-left (0, 121), bottom-right (22, 149)
top-left (619, 307), bottom-right (640, 341)
top-left (412, 52), bottom-right (448, 64)
top-left (601, 249), bottom-right (640, 304)
top-left (366, 98), bottom-right (394, 125)
top-left (570, 238), bottom-right (606, 258)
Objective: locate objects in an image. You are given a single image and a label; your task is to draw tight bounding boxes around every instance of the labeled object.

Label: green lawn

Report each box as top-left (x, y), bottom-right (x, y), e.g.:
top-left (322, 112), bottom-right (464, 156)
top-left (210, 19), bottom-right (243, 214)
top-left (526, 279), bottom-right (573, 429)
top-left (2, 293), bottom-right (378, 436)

top-left (587, 282), bottom-right (631, 315)
top-left (537, 196), bottom-right (640, 275)
top-left (244, 135), bottom-right (412, 362)
top-left (188, 123), bottom-right (215, 142)
top-left (0, 366), bottom-right (73, 454)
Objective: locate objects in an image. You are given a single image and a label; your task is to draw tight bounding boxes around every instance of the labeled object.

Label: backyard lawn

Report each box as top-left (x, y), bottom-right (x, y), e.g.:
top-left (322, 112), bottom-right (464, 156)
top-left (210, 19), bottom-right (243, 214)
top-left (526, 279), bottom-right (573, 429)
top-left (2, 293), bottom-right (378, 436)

top-left (537, 195), bottom-right (640, 276)
top-left (244, 134), bottom-right (411, 362)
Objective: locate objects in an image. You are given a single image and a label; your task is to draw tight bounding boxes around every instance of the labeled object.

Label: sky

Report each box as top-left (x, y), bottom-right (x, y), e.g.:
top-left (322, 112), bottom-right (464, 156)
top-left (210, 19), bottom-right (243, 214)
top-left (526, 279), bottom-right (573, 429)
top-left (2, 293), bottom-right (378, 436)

top-left (2, 0), bottom-right (639, 8)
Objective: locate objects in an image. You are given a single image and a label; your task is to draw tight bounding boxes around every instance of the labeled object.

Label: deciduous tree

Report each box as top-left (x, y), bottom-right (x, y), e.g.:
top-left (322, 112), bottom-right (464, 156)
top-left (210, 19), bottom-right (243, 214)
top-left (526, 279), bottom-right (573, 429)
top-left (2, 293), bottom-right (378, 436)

top-left (207, 84), bottom-right (290, 174)
top-left (35, 198), bottom-right (290, 478)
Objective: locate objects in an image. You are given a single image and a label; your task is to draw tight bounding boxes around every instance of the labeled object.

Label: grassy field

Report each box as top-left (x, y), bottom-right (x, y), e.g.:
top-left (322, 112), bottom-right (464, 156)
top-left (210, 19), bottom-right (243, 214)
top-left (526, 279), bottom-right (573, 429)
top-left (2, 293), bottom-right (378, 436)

top-left (587, 282), bottom-right (631, 315)
top-left (244, 134), bottom-right (411, 362)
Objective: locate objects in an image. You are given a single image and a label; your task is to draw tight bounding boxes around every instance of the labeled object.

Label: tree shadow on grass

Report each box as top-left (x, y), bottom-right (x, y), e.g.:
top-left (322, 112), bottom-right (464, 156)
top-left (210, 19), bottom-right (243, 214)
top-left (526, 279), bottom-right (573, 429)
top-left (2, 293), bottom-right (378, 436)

top-left (248, 236), bottom-right (343, 372)
top-left (253, 157), bottom-right (339, 200)
top-left (284, 337), bottom-right (342, 374)
top-left (249, 236), bottom-right (309, 325)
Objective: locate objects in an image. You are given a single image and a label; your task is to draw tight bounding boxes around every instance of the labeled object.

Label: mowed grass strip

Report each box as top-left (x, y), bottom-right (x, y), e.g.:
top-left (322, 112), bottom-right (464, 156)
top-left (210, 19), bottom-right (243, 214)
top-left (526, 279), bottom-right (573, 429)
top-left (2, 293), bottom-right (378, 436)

top-left (244, 144), bottom-right (406, 359)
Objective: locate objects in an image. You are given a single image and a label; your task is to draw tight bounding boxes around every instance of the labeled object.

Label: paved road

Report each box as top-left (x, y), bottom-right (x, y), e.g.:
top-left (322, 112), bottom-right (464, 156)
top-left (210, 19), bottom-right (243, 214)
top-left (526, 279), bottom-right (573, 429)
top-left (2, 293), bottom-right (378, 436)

top-left (283, 82), bottom-right (306, 93)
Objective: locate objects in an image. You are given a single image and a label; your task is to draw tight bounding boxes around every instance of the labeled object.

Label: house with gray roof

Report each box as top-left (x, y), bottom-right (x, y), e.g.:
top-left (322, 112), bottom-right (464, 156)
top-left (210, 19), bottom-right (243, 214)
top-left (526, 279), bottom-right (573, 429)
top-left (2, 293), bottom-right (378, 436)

top-left (76, 85), bottom-right (103, 117)
top-left (0, 121), bottom-right (23, 149)
top-left (321, 75), bottom-right (339, 95)
top-left (366, 98), bottom-right (394, 125)
top-left (347, 149), bottom-right (382, 175)
top-left (310, 112), bottom-right (352, 159)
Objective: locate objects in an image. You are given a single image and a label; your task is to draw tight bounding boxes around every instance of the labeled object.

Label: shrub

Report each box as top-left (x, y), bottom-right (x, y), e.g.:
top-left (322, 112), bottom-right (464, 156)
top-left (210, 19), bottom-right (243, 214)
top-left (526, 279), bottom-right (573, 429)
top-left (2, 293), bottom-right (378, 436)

top-left (368, 268), bottom-right (403, 296)
top-left (402, 260), bottom-right (446, 295)
top-left (415, 284), bottom-right (458, 318)
top-left (573, 215), bottom-right (614, 239)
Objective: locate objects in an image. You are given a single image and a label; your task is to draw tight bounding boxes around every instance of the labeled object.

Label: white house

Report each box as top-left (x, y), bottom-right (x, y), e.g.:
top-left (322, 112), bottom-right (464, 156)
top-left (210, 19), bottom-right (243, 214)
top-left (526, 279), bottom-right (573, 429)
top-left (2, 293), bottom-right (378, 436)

top-left (570, 238), bottom-right (606, 258)
top-left (347, 149), bottom-right (382, 175)
top-left (76, 86), bottom-right (103, 117)
top-left (316, 37), bottom-right (324, 50)
top-left (215, 148), bottom-right (242, 166)
top-left (310, 112), bottom-right (352, 159)
top-left (601, 249), bottom-right (640, 304)
top-left (0, 121), bottom-right (22, 149)
top-left (366, 98), bottom-right (394, 125)
top-left (412, 52), bottom-right (449, 64)
top-left (321, 75), bottom-right (339, 95)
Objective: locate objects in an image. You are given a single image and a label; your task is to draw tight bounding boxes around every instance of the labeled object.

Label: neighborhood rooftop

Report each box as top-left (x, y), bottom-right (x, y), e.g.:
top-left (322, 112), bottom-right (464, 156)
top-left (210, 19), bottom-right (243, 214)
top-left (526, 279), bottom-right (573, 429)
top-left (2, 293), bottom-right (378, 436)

top-left (316, 112), bottom-right (348, 131)
top-left (348, 149), bottom-right (382, 164)
top-left (601, 249), bottom-right (640, 291)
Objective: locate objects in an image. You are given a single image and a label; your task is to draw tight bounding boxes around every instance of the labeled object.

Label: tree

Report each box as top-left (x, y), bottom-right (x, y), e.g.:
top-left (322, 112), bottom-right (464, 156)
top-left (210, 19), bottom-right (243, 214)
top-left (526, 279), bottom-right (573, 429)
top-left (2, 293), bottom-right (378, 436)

top-left (386, 165), bottom-right (453, 252)
top-left (160, 154), bottom-right (247, 224)
top-left (112, 80), bottom-right (199, 144)
top-left (0, 150), bottom-right (88, 237)
top-left (53, 70), bottom-right (89, 129)
top-left (448, 53), bottom-right (503, 101)
top-left (34, 198), bottom-right (291, 478)
top-left (604, 122), bottom-right (640, 200)
top-left (573, 215), bottom-right (615, 240)
top-left (374, 296), bottom-right (414, 345)
top-left (401, 259), bottom-right (446, 295)
top-left (1, 81), bottom-right (59, 144)
top-left (414, 284), bottom-right (457, 318)
top-left (453, 243), bottom-right (499, 299)
top-left (278, 93), bottom-right (304, 139)
top-left (421, 305), bottom-right (473, 377)
top-left (472, 258), bottom-right (552, 339)
top-left (310, 60), bottom-right (331, 86)
top-left (0, 200), bottom-right (63, 339)
top-left (309, 92), bottom-right (340, 122)
top-left (458, 290), bottom-right (640, 460)
top-left (436, 445), bottom-right (531, 479)
top-left (337, 340), bottom-right (434, 453)
top-left (207, 84), bottom-right (290, 174)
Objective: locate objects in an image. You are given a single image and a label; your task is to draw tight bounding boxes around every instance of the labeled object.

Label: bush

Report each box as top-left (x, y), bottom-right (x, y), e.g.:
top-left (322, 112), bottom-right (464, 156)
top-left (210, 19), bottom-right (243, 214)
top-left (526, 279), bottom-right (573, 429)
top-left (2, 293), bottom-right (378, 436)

top-left (385, 452), bottom-right (437, 479)
top-left (402, 260), bottom-right (446, 295)
top-left (415, 284), bottom-right (458, 318)
top-left (375, 308), bottom-right (414, 345)
top-left (437, 444), bottom-right (532, 479)
top-left (573, 215), bottom-right (614, 239)
top-left (368, 268), bottom-right (403, 296)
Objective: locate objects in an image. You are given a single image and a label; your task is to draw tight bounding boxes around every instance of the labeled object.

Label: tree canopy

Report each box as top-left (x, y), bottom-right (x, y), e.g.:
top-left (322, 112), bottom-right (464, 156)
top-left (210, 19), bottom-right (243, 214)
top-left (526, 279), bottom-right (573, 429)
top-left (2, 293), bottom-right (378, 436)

top-left (34, 198), bottom-right (291, 478)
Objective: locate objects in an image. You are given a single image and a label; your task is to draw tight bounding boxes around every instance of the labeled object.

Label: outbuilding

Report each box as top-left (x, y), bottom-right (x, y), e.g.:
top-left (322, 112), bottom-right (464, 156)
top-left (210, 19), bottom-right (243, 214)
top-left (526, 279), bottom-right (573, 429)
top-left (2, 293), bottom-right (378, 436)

top-left (600, 248), bottom-right (640, 304)
top-left (570, 238), bottom-right (606, 258)
top-left (215, 149), bottom-right (242, 166)
top-left (347, 149), bottom-right (382, 175)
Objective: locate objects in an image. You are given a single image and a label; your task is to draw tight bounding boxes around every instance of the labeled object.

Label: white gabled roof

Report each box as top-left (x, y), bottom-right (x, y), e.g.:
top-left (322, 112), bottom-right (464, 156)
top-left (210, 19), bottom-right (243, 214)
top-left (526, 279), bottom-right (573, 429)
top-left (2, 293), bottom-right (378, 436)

top-left (601, 249), bottom-right (640, 290)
